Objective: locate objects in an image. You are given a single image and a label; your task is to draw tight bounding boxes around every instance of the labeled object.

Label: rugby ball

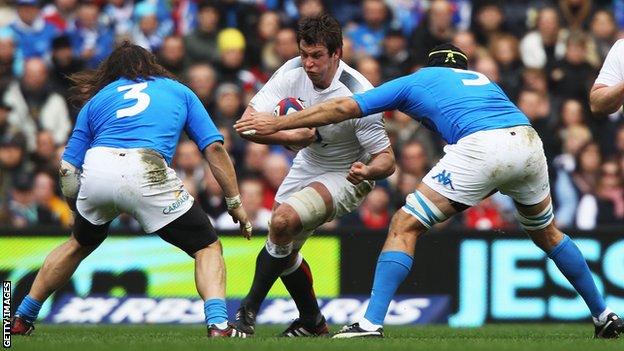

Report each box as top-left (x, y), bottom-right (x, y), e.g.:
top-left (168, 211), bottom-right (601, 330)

top-left (274, 97), bottom-right (306, 151)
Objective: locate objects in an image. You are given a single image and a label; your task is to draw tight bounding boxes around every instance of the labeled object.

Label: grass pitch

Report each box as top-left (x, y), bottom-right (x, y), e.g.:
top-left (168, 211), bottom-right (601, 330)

top-left (9, 324), bottom-right (623, 351)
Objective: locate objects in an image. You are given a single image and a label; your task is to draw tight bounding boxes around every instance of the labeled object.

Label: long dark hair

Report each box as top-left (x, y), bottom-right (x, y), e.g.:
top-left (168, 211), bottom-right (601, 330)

top-left (68, 41), bottom-right (176, 107)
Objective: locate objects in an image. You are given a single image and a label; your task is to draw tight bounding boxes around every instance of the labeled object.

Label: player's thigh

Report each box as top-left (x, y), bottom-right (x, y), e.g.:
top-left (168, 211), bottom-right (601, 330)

top-left (155, 201), bottom-right (219, 257)
top-left (311, 172), bottom-right (374, 219)
top-left (514, 194), bottom-right (562, 251)
top-left (399, 182), bottom-right (460, 234)
top-left (72, 210), bottom-right (113, 247)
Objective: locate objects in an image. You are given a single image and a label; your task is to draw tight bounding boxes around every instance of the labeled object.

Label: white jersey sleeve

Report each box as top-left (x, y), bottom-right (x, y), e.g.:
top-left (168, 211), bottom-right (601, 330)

top-left (595, 39), bottom-right (624, 87)
top-left (249, 58), bottom-right (301, 112)
top-left (354, 113), bottom-right (391, 155)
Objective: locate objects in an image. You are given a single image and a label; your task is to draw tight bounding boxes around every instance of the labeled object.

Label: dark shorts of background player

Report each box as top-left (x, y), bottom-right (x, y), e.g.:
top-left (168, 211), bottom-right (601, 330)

top-left (73, 201), bottom-right (219, 257)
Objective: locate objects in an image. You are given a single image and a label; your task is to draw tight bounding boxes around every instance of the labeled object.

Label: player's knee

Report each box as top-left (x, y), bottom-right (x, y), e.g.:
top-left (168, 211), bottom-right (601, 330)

top-left (389, 211), bottom-right (426, 240)
top-left (516, 201), bottom-right (555, 232)
top-left (68, 235), bottom-right (98, 257)
top-left (269, 209), bottom-right (297, 240)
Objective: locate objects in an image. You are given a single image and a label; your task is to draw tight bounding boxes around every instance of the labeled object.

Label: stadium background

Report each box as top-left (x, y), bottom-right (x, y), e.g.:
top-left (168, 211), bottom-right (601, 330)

top-left (1, 0), bottom-right (623, 327)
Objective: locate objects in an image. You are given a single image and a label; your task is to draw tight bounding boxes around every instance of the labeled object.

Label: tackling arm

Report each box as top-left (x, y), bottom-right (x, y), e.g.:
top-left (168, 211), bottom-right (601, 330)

top-left (237, 106), bottom-right (317, 147)
top-left (589, 83), bottom-right (624, 115)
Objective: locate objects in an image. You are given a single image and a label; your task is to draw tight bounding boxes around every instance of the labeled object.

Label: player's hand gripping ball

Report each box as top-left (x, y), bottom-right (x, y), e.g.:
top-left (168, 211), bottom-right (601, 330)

top-left (273, 97), bottom-right (308, 151)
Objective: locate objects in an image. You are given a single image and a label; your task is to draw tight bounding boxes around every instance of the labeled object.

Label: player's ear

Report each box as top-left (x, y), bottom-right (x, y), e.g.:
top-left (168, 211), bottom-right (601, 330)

top-left (334, 47), bottom-right (342, 60)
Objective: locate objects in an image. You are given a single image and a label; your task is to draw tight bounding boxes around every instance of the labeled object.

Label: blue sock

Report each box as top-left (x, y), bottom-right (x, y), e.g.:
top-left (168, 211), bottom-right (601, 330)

top-left (204, 299), bottom-right (228, 325)
top-left (16, 295), bottom-right (43, 323)
top-left (548, 234), bottom-right (606, 318)
top-left (363, 251), bottom-right (414, 325)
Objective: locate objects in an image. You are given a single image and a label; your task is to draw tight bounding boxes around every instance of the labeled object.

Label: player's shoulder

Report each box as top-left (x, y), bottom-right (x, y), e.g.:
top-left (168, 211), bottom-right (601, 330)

top-left (337, 61), bottom-right (374, 93)
top-left (271, 57), bottom-right (305, 80)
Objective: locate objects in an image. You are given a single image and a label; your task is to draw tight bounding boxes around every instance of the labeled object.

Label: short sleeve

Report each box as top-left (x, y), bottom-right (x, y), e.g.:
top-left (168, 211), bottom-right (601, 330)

top-left (249, 62), bottom-right (292, 112)
top-left (184, 89), bottom-right (223, 152)
top-left (595, 40), bottom-right (624, 86)
top-left (62, 102), bottom-right (93, 168)
top-left (352, 75), bottom-right (413, 116)
top-left (354, 112), bottom-right (391, 155)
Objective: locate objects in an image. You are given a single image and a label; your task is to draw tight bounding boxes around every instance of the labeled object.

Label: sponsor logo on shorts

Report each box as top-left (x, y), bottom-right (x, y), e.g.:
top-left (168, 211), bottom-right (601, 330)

top-left (163, 191), bottom-right (190, 214)
top-left (432, 170), bottom-right (455, 190)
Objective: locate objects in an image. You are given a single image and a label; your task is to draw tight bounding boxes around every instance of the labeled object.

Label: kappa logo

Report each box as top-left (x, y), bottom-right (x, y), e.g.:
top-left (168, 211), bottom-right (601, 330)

top-left (432, 170), bottom-right (455, 190)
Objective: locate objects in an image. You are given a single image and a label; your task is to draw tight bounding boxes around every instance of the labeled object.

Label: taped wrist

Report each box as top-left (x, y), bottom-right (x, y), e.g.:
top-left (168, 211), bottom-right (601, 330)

top-left (225, 194), bottom-right (242, 210)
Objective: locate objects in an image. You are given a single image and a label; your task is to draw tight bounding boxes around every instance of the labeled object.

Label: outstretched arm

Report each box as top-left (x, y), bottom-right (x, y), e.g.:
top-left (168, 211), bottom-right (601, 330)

top-left (235, 97), bottom-right (362, 135)
top-left (237, 105), bottom-right (317, 147)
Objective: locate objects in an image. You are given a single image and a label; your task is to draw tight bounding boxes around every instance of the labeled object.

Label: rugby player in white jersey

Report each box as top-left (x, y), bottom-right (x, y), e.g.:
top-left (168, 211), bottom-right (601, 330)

top-left (590, 39), bottom-right (624, 115)
top-left (235, 14), bottom-right (395, 337)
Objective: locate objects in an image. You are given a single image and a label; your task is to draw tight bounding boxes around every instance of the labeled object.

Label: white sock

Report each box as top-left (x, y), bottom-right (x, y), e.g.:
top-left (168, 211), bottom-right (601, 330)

top-left (593, 308), bottom-right (613, 325)
top-left (214, 321), bottom-right (229, 330)
top-left (359, 318), bottom-right (382, 331)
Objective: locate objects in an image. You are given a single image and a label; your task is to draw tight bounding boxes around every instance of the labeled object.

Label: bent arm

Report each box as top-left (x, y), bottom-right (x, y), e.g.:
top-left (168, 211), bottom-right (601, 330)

top-left (203, 142), bottom-right (240, 198)
top-left (274, 97), bottom-right (362, 131)
top-left (365, 146), bottom-right (396, 180)
top-left (589, 83), bottom-right (624, 115)
top-left (238, 106), bottom-right (316, 146)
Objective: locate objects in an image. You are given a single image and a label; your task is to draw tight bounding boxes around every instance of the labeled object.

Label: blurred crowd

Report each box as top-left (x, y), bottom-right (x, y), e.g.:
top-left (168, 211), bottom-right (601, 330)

top-left (0, 0), bottom-right (623, 232)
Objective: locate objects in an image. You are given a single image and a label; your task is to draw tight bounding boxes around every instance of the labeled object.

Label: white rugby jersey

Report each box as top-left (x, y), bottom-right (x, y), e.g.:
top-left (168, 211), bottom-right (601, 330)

top-left (250, 57), bottom-right (390, 172)
top-left (595, 39), bottom-right (624, 86)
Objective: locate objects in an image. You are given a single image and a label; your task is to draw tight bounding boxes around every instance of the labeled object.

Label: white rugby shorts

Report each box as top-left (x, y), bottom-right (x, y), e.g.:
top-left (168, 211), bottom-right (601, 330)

top-left (422, 125), bottom-right (550, 206)
top-left (275, 157), bottom-right (374, 220)
top-left (76, 147), bottom-right (194, 233)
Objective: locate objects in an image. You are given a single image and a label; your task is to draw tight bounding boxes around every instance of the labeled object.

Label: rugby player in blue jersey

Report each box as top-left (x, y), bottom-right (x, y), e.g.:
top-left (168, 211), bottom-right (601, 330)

top-left (11, 42), bottom-right (252, 338)
top-left (235, 43), bottom-right (624, 339)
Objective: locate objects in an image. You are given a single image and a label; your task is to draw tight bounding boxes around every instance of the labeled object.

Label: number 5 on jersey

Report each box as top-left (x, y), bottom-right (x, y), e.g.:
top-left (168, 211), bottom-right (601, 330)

top-left (116, 82), bottom-right (151, 118)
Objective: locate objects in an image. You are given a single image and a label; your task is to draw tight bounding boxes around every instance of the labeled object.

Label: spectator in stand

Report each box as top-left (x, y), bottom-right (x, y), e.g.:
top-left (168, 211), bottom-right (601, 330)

top-left (0, 134), bottom-right (31, 199)
top-left (218, 0), bottom-right (260, 36)
top-left (0, 99), bottom-right (16, 142)
top-left (521, 68), bottom-right (550, 96)
top-left (474, 55), bottom-right (500, 83)
top-left (49, 35), bottom-right (84, 105)
top-left (471, 2), bottom-right (506, 47)
top-left (173, 139), bottom-right (205, 194)
top-left (261, 152), bottom-right (289, 210)
top-left (342, 186), bottom-right (391, 229)
top-left (103, 0), bottom-right (135, 38)
top-left (3, 58), bottom-right (71, 152)
top-left (346, 0), bottom-right (389, 58)
top-left (184, 0), bottom-right (221, 65)
top-left (32, 171), bottom-right (72, 227)
top-left (399, 141), bottom-right (430, 180)
top-left (590, 10), bottom-right (617, 61)
top-left (341, 36), bottom-right (355, 66)
top-left (215, 178), bottom-right (271, 230)
top-left (520, 6), bottom-right (567, 71)
top-left (549, 32), bottom-right (597, 103)
top-left (171, 0), bottom-right (199, 36)
top-left (410, 0), bottom-right (456, 65)
top-left (42, 0), bottom-right (78, 32)
top-left (594, 159), bottom-right (624, 225)
top-left (272, 27), bottom-right (299, 68)
top-left (385, 110), bottom-right (439, 159)
top-left (30, 130), bottom-right (56, 174)
top-left (131, 1), bottom-right (172, 52)
top-left (356, 56), bottom-right (382, 87)
top-left (9, 0), bottom-right (61, 60)
top-left (68, 0), bottom-right (114, 69)
top-left (216, 28), bottom-right (262, 99)
top-left (296, 0), bottom-right (325, 20)
top-left (6, 172), bottom-right (39, 228)
top-left (452, 30), bottom-right (479, 69)
top-left (186, 62), bottom-right (217, 114)
top-left (157, 35), bottom-right (188, 79)
top-left (559, 0), bottom-right (594, 30)
top-left (248, 10), bottom-right (282, 72)
top-left (378, 29), bottom-right (411, 81)
top-left (0, 28), bottom-right (22, 90)
top-left (490, 34), bottom-right (523, 101)
top-left (517, 89), bottom-right (557, 161)
top-left (212, 82), bottom-right (244, 128)
top-left (553, 125), bottom-right (592, 227)
top-left (240, 142), bottom-right (269, 179)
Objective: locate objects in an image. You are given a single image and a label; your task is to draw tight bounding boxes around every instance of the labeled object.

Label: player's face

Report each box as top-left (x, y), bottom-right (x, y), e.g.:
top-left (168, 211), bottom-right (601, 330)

top-left (299, 41), bottom-right (340, 89)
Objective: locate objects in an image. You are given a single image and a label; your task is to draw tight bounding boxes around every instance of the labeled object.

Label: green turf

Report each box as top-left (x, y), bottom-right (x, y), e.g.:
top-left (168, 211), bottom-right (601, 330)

top-left (8, 324), bottom-right (623, 351)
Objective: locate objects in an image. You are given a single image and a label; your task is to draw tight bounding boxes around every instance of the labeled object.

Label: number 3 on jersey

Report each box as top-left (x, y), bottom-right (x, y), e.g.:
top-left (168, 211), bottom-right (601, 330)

top-left (451, 68), bottom-right (490, 86)
top-left (116, 82), bottom-right (150, 118)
